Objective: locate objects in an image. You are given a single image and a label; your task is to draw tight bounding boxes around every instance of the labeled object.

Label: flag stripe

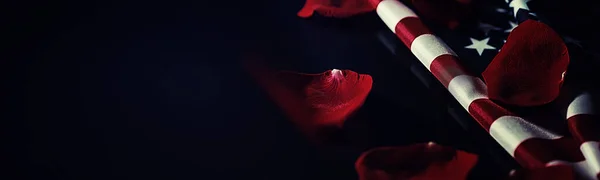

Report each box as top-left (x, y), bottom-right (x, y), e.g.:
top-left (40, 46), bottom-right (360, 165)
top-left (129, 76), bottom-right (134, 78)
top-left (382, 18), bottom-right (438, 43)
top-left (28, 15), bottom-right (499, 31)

top-left (468, 99), bottom-right (511, 129)
top-left (515, 137), bottom-right (585, 168)
top-left (568, 114), bottom-right (600, 142)
top-left (375, 0), bottom-right (588, 173)
top-left (547, 160), bottom-right (599, 180)
top-left (447, 75), bottom-right (487, 111)
top-left (375, 0), bottom-right (416, 34)
top-left (430, 55), bottom-right (468, 87)
top-left (508, 0), bottom-right (600, 177)
top-left (566, 92), bottom-right (594, 119)
top-left (411, 34), bottom-right (457, 71)
top-left (489, 116), bottom-right (563, 156)
top-left (564, 92), bottom-right (600, 179)
top-left (581, 142), bottom-right (600, 175)
top-left (396, 17), bottom-right (432, 47)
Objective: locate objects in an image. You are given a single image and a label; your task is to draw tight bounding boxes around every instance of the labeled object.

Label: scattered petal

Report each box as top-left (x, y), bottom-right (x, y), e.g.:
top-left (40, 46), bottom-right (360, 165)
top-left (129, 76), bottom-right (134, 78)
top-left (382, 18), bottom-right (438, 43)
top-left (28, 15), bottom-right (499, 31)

top-left (245, 59), bottom-right (373, 143)
top-left (297, 0), bottom-right (377, 18)
top-left (483, 20), bottom-right (569, 106)
top-left (355, 143), bottom-right (478, 180)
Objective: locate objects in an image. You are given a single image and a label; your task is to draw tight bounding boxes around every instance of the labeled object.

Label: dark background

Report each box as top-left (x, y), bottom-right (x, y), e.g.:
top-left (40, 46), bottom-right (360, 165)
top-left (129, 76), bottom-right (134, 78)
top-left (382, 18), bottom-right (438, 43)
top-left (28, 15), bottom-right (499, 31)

top-left (7, 0), bottom-right (596, 179)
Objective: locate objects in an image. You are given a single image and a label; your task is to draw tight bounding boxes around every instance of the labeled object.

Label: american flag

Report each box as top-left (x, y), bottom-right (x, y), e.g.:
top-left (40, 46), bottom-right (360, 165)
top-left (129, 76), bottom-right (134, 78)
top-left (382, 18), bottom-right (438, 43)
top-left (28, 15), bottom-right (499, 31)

top-left (273, 0), bottom-right (600, 178)
top-left (371, 0), bottom-right (600, 179)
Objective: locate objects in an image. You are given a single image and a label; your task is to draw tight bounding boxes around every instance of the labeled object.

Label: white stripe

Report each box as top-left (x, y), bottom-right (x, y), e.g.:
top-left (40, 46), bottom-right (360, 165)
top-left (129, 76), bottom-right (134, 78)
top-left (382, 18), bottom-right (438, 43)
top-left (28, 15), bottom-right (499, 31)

top-left (376, 0), bottom-right (417, 33)
top-left (410, 34), bottom-right (457, 71)
top-left (447, 75), bottom-right (488, 110)
top-left (567, 92), bottom-right (594, 119)
top-left (547, 160), bottom-right (598, 180)
top-left (489, 116), bottom-right (562, 157)
top-left (581, 141), bottom-right (600, 177)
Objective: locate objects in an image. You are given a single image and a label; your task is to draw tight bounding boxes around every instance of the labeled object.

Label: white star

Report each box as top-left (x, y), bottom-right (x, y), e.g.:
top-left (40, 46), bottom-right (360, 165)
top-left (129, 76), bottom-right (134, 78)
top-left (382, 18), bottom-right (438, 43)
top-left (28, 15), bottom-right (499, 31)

top-left (465, 37), bottom-right (496, 56)
top-left (479, 22), bottom-right (502, 35)
top-left (509, 0), bottom-right (531, 17)
top-left (504, 21), bottom-right (518, 33)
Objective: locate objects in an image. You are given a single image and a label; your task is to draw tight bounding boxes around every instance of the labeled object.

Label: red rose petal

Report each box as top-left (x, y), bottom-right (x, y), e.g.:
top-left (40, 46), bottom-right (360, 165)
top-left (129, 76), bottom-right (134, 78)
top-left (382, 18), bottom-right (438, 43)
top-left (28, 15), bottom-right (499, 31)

top-left (355, 142), bottom-right (478, 180)
top-left (245, 59), bottom-right (373, 143)
top-left (277, 69), bottom-right (373, 127)
top-left (303, 69), bottom-right (374, 126)
top-left (297, 0), bottom-right (376, 18)
top-left (411, 0), bottom-right (473, 30)
top-left (507, 165), bottom-right (575, 180)
top-left (482, 20), bottom-right (569, 107)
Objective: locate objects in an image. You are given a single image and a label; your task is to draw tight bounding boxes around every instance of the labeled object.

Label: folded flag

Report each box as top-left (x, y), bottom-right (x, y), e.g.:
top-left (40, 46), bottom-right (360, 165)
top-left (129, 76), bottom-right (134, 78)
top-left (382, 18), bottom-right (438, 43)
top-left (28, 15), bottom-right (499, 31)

top-left (294, 0), bottom-right (599, 178)
top-left (372, 0), bottom-right (600, 178)
top-left (498, 2), bottom-right (599, 175)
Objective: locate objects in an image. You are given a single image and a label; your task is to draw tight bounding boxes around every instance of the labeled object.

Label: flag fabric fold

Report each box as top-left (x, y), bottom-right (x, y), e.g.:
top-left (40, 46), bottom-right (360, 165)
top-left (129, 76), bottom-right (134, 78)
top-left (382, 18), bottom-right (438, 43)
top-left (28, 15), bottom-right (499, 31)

top-left (504, 0), bottom-right (600, 178)
top-left (289, 0), bottom-right (598, 178)
top-left (369, 0), bottom-right (599, 178)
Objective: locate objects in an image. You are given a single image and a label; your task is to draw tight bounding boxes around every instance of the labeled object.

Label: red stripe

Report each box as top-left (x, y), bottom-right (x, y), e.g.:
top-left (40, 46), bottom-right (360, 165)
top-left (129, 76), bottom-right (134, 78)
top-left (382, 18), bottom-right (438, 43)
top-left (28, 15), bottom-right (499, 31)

top-left (568, 114), bottom-right (600, 142)
top-left (468, 99), bottom-right (513, 130)
top-left (394, 17), bottom-right (432, 47)
top-left (514, 137), bottom-right (585, 168)
top-left (429, 54), bottom-right (468, 88)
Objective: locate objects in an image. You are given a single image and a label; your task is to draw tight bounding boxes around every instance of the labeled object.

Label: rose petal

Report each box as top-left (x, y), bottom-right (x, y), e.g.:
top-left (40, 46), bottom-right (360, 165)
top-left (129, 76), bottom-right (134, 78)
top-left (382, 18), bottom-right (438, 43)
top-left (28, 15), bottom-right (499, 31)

top-left (355, 143), bottom-right (478, 180)
top-left (483, 20), bottom-right (569, 107)
top-left (297, 0), bottom-right (377, 18)
top-left (276, 69), bottom-right (373, 127)
top-left (246, 60), bottom-right (373, 143)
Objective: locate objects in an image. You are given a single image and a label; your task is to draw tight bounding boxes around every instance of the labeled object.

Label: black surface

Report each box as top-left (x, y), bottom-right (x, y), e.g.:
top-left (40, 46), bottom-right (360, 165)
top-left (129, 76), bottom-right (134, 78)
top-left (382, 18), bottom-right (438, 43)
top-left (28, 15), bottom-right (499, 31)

top-left (3, 1), bottom-right (503, 179)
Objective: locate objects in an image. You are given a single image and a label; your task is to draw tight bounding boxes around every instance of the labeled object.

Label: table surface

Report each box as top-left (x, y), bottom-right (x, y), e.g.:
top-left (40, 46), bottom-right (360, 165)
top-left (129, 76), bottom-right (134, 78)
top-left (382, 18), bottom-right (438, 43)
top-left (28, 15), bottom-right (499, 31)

top-left (7, 0), bottom-right (597, 179)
